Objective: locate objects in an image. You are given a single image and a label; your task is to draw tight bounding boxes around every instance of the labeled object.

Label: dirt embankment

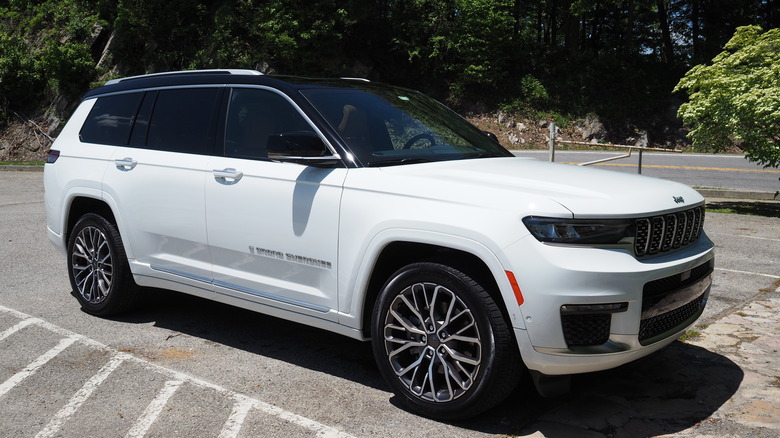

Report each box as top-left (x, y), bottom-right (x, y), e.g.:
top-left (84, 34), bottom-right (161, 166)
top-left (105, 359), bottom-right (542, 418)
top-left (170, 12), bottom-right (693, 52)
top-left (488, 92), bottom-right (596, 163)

top-left (0, 116), bottom-right (58, 162)
top-left (465, 112), bottom-right (690, 151)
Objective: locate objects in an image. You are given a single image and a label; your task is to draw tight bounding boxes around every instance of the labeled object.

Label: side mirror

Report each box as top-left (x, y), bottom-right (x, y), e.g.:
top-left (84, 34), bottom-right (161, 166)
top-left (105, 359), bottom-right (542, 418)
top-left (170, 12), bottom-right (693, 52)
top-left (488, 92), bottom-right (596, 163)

top-left (267, 131), bottom-right (341, 166)
top-left (483, 131), bottom-right (500, 144)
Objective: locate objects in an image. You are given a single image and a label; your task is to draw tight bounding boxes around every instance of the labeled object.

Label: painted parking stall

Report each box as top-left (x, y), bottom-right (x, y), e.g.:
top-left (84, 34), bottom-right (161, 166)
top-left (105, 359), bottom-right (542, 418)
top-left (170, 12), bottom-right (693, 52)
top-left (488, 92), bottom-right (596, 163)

top-left (0, 305), bottom-right (354, 438)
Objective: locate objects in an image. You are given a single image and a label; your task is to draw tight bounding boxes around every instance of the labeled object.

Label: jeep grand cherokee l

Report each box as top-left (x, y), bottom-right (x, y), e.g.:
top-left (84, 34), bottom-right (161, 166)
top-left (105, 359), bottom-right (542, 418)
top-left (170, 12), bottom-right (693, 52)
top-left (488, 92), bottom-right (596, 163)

top-left (44, 69), bottom-right (714, 419)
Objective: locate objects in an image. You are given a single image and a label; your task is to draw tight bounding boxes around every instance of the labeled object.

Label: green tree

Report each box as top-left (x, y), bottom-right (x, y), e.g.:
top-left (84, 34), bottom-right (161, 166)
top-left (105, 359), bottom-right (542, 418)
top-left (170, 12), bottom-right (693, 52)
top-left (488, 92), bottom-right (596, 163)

top-left (675, 26), bottom-right (780, 168)
top-left (0, 35), bottom-right (45, 110)
top-left (195, 0), bottom-right (354, 75)
top-left (0, 0), bottom-right (99, 120)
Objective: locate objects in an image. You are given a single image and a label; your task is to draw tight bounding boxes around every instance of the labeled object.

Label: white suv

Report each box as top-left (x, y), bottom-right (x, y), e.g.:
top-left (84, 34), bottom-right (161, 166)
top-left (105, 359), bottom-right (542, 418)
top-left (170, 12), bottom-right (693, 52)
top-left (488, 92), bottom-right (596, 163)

top-left (44, 69), bottom-right (714, 419)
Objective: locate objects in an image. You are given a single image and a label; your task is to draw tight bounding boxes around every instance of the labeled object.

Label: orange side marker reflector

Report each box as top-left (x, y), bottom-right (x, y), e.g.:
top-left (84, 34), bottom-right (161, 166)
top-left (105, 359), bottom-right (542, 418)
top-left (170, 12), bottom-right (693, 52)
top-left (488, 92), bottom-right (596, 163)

top-left (505, 271), bottom-right (524, 306)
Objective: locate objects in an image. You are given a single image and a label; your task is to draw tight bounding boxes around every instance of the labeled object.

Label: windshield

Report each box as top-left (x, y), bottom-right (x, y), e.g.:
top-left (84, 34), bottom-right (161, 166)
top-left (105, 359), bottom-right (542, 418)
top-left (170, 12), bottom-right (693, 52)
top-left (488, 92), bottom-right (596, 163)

top-left (300, 84), bottom-right (512, 166)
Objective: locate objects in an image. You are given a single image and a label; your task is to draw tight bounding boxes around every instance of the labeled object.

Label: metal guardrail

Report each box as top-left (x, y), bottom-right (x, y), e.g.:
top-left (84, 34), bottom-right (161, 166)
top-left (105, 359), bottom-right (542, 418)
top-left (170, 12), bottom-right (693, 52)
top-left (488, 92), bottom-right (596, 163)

top-left (547, 122), bottom-right (682, 174)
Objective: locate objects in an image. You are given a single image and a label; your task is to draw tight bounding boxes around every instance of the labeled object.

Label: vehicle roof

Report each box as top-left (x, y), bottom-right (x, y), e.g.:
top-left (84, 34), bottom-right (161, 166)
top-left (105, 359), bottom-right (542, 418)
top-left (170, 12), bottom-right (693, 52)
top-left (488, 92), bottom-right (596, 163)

top-left (82, 69), bottom-right (377, 100)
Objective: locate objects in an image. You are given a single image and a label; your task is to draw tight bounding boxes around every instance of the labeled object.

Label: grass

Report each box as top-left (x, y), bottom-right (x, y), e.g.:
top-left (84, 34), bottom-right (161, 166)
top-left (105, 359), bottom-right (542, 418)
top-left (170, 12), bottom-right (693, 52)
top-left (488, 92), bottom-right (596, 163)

top-left (678, 330), bottom-right (701, 342)
top-left (0, 160), bottom-right (44, 166)
top-left (706, 201), bottom-right (780, 218)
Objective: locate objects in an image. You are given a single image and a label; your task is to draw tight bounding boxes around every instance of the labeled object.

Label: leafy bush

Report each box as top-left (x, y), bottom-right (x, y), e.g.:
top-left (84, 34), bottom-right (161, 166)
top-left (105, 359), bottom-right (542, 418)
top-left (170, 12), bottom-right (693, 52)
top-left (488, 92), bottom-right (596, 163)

top-left (0, 35), bottom-right (46, 116)
top-left (40, 41), bottom-right (96, 97)
top-left (0, 0), bottom-right (99, 120)
top-left (500, 75), bottom-right (550, 113)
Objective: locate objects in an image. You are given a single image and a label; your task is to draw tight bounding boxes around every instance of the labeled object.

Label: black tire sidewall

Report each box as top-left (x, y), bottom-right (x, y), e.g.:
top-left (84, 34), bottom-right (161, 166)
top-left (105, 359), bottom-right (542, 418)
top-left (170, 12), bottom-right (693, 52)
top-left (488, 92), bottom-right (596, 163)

top-left (371, 262), bottom-right (510, 420)
top-left (67, 213), bottom-right (135, 316)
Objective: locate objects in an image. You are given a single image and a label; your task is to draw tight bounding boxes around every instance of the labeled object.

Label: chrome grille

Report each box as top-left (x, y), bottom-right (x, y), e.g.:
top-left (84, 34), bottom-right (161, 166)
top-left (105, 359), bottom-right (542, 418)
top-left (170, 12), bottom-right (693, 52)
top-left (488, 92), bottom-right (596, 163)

top-left (634, 206), bottom-right (705, 257)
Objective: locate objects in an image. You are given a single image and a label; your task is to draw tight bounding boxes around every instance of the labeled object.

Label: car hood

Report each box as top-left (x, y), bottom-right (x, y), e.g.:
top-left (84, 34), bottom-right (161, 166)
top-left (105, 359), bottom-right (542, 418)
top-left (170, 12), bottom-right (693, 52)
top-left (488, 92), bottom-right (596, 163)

top-left (372, 157), bottom-right (703, 218)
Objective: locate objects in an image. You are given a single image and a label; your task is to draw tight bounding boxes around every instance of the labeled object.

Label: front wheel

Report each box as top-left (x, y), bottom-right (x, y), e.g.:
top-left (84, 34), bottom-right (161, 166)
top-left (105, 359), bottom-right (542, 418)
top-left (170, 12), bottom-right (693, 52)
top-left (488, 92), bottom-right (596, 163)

top-left (67, 213), bottom-right (139, 316)
top-left (371, 262), bottom-right (521, 420)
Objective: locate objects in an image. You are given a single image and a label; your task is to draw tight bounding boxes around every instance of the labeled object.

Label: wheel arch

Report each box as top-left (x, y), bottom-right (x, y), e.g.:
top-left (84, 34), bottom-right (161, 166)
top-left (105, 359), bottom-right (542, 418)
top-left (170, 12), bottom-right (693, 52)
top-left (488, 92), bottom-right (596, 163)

top-left (66, 196), bottom-right (117, 247)
top-left (359, 240), bottom-right (518, 340)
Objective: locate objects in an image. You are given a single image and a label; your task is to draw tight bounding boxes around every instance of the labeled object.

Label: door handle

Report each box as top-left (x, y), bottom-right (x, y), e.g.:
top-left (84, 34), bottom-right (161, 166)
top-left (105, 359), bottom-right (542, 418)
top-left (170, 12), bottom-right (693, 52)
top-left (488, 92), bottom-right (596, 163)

top-left (213, 168), bottom-right (243, 183)
top-left (114, 157), bottom-right (137, 170)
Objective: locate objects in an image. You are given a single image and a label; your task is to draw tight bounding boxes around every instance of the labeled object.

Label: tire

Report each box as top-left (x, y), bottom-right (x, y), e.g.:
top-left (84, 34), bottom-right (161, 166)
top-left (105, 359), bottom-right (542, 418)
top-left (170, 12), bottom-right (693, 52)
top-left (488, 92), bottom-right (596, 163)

top-left (67, 213), bottom-right (139, 316)
top-left (371, 262), bottom-right (521, 420)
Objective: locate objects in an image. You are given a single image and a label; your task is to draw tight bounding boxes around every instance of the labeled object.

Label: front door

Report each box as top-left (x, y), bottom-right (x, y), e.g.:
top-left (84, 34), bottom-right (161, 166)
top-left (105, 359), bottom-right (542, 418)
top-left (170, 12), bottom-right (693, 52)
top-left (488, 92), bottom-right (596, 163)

top-left (205, 87), bottom-right (346, 318)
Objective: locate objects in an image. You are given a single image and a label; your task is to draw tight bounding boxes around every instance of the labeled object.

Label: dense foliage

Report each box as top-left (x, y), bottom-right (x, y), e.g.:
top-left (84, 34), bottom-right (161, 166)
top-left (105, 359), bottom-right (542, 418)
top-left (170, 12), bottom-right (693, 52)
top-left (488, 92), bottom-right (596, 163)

top-left (1, 0), bottom-right (778, 150)
top-left (0, 0), bottom-right (98, 118)
top-left (675, 26), bottom-right (780, 167)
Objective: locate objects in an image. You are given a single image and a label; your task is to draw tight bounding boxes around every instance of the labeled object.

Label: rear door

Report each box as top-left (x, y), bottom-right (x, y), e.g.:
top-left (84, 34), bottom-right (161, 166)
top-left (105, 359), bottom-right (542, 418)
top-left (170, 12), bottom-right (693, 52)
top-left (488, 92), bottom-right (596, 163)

top-left (205, 87), bottom-right (346, 319)
top-left (102, 87), bottom-right (221, 289)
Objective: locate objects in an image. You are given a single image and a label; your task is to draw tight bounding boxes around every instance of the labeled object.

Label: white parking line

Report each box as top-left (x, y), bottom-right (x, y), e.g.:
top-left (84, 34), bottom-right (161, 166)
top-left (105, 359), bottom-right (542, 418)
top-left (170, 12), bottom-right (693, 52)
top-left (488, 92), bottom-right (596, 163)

top-left (0, 334), bottom-right (79, 399)
top-left (732, 234), bottom-right (780, 243)
top-left (0, 317), bottom-right (37, 342)
top-left (0, 305), bottom-right (356, 438)
top-left (219, 396), bottom-right (255, 438)
top-left (36, 353), bottom-right (129, 438)
top-left (242, 397), bottom-right (355, 438)
top-left (126, 379), bottom-right (184, 438)
top-left (716, 267), bottom-right (779, 279)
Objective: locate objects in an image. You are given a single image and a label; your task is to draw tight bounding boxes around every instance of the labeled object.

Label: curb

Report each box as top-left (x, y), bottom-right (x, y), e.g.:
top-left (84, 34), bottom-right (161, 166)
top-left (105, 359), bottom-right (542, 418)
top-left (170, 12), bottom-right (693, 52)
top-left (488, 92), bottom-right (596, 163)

top-left (696, 188), bottom-right (779, 201)
top-left (0, 165), bottom-right (44, 172)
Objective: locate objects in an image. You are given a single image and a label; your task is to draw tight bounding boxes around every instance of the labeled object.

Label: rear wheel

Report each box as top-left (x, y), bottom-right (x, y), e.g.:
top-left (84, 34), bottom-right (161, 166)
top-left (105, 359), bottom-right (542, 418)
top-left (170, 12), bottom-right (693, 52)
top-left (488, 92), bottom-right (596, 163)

top-left (371, 262), bottom-right (521, 419)
top-left (67, 213), bottom-right (139, 316)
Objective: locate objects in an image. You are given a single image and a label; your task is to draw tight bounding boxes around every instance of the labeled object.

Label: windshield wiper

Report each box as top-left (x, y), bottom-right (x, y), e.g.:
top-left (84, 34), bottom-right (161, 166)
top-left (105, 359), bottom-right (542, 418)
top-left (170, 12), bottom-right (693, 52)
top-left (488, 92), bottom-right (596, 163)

top-left (367, 157), bottom-right (435, 167)
top-left (460, 152), bottom-right (502, 159)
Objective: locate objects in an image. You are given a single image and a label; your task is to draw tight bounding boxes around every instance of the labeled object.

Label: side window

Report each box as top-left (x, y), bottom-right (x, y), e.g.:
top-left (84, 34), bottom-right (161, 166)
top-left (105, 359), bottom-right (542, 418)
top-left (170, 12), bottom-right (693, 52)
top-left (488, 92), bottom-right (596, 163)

top-left (79, 93), bottom-right (143, 145)
top-left (147, 88), bottom-right (220, 154)
top-left (301, 89), bottom-right (394, 154)
top-left (225, 88), bottom-right (313, 160)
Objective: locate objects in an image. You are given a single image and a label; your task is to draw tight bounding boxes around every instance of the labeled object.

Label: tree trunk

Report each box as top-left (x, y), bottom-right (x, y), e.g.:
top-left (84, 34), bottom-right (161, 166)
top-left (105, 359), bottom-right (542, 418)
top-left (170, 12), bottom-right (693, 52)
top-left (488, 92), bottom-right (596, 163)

top-left (692, 0), bottom-right (700, 59)
top-left (550, 0), bottom-right (558, 45)
top-left (622, 0), bottom-right (634, 58)
top-left (538, 0), bottom-right (546, 44)
top-left (656, 0), bottom-right (674, 64)
top-left (563, 7), bottom-right (580, 57)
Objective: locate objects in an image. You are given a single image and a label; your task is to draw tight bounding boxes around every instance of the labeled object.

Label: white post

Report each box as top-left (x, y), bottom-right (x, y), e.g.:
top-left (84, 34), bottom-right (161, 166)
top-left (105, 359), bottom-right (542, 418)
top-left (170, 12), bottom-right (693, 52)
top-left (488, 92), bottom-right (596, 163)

top-left (548, 122), bottom-right (556, 162)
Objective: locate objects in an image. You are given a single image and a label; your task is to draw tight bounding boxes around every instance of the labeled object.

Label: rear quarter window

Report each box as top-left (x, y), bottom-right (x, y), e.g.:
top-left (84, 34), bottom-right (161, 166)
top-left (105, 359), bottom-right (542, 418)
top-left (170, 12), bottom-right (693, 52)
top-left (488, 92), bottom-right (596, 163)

top-left (79, 93), bottom-right (143, 145)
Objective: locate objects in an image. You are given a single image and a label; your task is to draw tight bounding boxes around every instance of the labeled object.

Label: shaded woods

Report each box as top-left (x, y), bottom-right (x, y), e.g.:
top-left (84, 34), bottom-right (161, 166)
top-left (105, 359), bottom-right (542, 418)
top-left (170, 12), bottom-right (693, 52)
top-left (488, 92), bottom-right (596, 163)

top-left (1, 0), bottom-right (778, 155)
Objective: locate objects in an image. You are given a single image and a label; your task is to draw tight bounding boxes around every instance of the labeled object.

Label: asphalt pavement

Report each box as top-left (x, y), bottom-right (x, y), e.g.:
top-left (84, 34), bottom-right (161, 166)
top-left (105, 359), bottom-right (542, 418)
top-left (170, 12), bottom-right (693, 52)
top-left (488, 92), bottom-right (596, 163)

top-left (512, 150), bottom-right (780, 198)
top-left (0, 166), bottom-right (778, 437)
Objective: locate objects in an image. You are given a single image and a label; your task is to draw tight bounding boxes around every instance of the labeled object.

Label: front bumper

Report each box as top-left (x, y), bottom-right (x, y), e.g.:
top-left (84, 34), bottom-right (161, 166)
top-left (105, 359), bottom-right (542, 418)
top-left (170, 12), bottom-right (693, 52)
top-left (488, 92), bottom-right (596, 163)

top-left (500, 232), bottom-right (714, 376)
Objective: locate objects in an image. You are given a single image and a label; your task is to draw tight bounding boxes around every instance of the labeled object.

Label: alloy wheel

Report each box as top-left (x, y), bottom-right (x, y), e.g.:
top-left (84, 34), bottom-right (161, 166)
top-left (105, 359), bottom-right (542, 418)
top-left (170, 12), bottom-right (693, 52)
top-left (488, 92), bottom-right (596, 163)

top-left (382, 281), bottom-right (482, 402)
top-left (71, 225), bottom-right (113, 304)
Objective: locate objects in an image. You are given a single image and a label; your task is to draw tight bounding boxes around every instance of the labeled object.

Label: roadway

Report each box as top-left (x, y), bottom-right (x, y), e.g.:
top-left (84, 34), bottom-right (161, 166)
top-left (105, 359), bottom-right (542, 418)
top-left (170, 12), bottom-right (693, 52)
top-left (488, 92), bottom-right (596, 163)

top-left (512, 150), bottom-right (780, 194)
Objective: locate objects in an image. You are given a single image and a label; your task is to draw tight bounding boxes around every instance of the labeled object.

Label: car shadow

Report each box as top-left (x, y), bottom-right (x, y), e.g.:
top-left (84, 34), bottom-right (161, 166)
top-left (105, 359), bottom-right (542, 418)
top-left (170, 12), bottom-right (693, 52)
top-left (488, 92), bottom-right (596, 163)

top-left (706, 200), bottom-right (780, 218)
top-left (105, 288), bottom-right (385, 389)
top-left (105, 288), bottom-right (742, 436)
top-left (451, 340), bottom-right (743, 436)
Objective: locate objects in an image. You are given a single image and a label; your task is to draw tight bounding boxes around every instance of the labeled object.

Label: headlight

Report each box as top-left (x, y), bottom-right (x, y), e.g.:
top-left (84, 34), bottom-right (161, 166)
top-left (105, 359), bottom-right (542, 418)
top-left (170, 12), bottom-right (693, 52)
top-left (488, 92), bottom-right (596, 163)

top-left (522, 216), bottom-right (633, 244)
